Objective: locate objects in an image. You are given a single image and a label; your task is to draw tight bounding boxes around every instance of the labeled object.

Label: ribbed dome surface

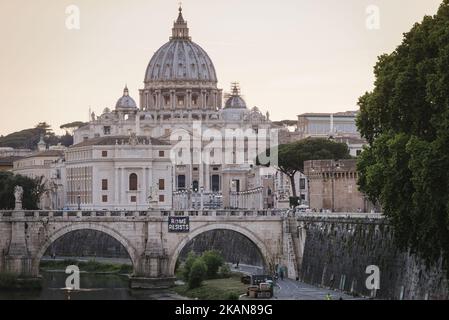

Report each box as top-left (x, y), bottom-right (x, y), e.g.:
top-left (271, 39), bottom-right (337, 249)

top-left (224, 83), bottom-right (247, 109)
top-left (144, 40), bottom-right (217, 83)
top-left (116, 87), bottom-right (137, 109)
top-left (225, 96), bottom-right (247, 109)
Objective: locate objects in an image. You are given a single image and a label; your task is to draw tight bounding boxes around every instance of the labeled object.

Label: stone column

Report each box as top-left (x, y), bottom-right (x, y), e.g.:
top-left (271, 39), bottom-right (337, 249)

top-left (170, 90), bottom-right (175, 110)
top-left (156, 90), bottom-right (161, 110)
top-left (4, 189), bottom-right (36, 280)
top-left (214, 91), bottom-right (218, 110)
top-left (129, 222), bottom-right (174, 289)
top-left (201, 90), bottom-right (206, 109)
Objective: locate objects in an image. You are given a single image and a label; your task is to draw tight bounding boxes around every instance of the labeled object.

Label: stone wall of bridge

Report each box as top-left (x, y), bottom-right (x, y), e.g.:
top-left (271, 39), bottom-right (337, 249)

top-left (294, 215), bottom-right (449, 300)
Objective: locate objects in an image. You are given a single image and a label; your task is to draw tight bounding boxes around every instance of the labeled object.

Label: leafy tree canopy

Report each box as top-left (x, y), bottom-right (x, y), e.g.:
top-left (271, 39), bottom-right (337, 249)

top-left (356, 1), bottom-right (449, 265)
top-left (0, 123), bottom-right (74, 149)
top-left (0, 172), bottom-right (45, 210)
top-left (257, 138), bottom-right (351, 197)
top-left (60, 121), bottom-right (88, 132)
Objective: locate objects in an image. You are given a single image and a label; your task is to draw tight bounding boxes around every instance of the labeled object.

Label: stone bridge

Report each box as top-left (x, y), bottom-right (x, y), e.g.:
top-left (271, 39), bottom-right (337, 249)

top-left (0, 209), bottom-right (289, 288)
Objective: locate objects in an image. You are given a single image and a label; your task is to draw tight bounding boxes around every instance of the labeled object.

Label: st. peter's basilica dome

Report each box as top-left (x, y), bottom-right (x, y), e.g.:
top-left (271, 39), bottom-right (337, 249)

top-left (144, 7), bottom-right (217, 84)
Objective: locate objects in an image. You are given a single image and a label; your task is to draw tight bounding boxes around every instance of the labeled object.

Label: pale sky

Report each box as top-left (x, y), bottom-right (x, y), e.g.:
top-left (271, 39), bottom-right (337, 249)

top-left (0, 0), bottom-right (443, 136)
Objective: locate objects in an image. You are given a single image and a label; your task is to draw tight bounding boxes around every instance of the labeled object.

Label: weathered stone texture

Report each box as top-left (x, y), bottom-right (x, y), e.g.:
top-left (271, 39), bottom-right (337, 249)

top-left (297, 217), bottom-right (449, 300)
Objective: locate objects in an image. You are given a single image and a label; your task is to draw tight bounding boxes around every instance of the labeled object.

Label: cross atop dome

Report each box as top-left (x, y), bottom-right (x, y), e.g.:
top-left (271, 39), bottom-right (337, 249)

top-left (171, 4), bottom-right (190, 40)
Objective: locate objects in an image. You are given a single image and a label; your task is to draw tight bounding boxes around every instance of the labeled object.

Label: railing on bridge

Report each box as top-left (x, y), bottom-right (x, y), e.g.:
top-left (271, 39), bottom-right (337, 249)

top-left (295, 212), bottom-right (384, 219)
top-left (0, 209), bottom-right (383, 220)
top-left (0, 208), bottom-right (290, 219)
top-left (172, 191), bottom-right (223, 210)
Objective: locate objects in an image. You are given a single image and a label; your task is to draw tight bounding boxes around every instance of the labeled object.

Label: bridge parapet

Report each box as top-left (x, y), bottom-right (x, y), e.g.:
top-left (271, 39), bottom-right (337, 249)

top-left (297, 212), bottom-right (383, 218)
top-left (0, 209), bottom-right (289, 221)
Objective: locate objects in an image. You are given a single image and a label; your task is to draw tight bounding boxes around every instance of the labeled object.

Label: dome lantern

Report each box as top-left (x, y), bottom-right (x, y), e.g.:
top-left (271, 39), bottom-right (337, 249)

top-left (171, 5), bottom-right (190, 40)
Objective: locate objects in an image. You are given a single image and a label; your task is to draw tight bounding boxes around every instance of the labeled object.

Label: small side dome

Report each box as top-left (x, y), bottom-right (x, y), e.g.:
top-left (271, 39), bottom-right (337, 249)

top-left (224, 83), bottom-right (247, 109)
top-left (116, 86), bottom-right (137, 109)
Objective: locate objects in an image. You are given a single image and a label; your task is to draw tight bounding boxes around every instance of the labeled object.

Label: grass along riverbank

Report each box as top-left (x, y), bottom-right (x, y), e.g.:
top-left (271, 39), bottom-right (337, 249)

top-left (173, 274), bottom-right (247, 300)
top-left (40, 259), bottom-right (133, 274)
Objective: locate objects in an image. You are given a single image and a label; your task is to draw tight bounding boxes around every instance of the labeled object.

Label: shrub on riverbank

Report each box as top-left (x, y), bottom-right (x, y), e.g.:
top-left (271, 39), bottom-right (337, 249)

top-left (188, 259), bottom-right (208, 289)
top-left (179, 250), bottom-right (225, 284)
top-left (201, 250), bottom-right (224, 279)
top-left (181, 252), bottom-right (198, 281)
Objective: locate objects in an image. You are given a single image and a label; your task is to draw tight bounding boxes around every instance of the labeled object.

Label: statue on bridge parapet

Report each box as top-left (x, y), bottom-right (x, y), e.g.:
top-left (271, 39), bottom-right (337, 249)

top-left (14, 186), bottom-right (23, 211)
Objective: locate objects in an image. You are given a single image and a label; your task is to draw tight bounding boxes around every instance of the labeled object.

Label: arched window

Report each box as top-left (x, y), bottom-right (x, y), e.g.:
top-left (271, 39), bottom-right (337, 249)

top-left (129, 173), bottom-right (138, 191)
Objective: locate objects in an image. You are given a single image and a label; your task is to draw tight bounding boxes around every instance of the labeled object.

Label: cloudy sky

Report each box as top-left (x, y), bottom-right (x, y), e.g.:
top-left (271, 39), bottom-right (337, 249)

top-left (0, 0), bottom-right (443, 135)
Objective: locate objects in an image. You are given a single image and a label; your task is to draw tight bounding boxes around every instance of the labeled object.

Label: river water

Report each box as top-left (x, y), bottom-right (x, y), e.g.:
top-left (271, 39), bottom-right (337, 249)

top-left (0, 271), bottom-right (187, 300)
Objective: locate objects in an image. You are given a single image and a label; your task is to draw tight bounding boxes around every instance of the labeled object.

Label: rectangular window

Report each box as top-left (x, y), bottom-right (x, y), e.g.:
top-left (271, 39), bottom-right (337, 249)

top-left (102, 151), bottom-right (108, 157)
top-left (103, 126), bottom-right (111, 135)
top-left (102, 179), bottom-right (108, 191)
top-left (177, 175), bottom-right (186, 190)
top-left (159, 179), bottom-right (165, 190)
top-left (159, 195), bottom-right (165, 202)
top-left (300, 178), bottom-right (306, 190)
top-left (131, 196), bottom-right (137, 203)
top-left (159, 151), bottom-right (165, 157)
top-left (211, 175), bottom-right (220, 192)
top-left (102, 195), bottom-right (108, 203)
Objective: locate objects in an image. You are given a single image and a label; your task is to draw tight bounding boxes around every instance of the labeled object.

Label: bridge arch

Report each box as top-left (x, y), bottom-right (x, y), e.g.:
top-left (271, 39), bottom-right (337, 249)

top-left (168, 223), bottom-right (273, 275)
top-left (33, 223), bottom-right (139, 275)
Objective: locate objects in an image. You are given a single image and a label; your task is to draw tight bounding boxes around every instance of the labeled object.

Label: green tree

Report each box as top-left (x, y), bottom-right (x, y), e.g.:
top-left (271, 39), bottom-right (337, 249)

top-left (182, 251), bottom-right (198, 281)
top-left (0, 172), bottom-right (44, 210)
top-left (356, 1), bottom-right (449, 265)
top-left (0, 123), bottom-right (74, 149)
top-left (188, 259), bottom-right (208, 289)
top-left (201, 250), bottom-right (224, 279)
top-left (257, 138), bottom-right (351, 197)
top-left (60, 121), bottom-right (88, 135)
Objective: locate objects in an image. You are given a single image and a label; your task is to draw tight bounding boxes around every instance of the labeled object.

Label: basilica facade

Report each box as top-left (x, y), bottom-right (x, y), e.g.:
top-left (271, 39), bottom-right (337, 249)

top-left (60, 7), bottom-right (279, 210)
